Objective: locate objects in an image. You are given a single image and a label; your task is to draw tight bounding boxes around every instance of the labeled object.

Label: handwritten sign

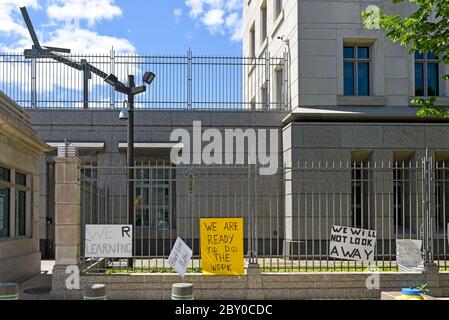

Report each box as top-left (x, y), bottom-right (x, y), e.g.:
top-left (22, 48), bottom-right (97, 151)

top-left (200, 218), bottom-right (244, 275)
top-left (396, 239), bottom-right (424, 272)
top-left (329, 225), bottom-right (376, 262)
top-left (85, 225), bottom-right (132, 258)
top-left (168, 237), bottom-right (193, 276)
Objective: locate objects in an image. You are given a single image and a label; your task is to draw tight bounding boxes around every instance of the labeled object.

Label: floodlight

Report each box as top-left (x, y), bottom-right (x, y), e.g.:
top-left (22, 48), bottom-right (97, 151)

top-left (143, 72), bottom-right (156, 85)
top-left (104, 74), bottom-right (119, 86)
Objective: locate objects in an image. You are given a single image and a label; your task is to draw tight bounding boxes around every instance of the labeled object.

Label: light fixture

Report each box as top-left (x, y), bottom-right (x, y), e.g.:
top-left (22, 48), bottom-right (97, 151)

top-left (104, 74), bottom-right (119, 86)
top-left (143, 71), bottom-right (156, 85)
top-left (119, 100), bottom-right (129, 121)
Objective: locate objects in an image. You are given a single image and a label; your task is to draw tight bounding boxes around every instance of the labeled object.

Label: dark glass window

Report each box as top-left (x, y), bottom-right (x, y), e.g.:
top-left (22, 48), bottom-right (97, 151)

top-left (351, 162), bottom-right (370, 229)
top-left (415, 51), bottom-right (440, 96)
top-left (0, 167), bottom-right (10, 182)
top-left (415, 63), bottom-right (424, 96)
top-left (427, 63), bottom-right (439, 96)
top-left (15, 172), bottom-right (26, 186)
top-left (135, 167), bottom-right (175, 231)
top-left (15, 190), bottom-right (26, 236)
top-left (344, 46), bottom-right (354, 59)
top-left (344, 45), bottom-right (370, 96)
top-left (0, 187), bottom-right (9, 238)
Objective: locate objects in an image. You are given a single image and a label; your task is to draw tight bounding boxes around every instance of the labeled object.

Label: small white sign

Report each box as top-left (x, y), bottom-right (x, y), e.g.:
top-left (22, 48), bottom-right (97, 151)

top-left (396, 239), bottom-right (424, 272)
top-left (168, 237), bottom-right (192, 276)
top-left (85, 225), bottom-right (133, 258)
top-left (329, 225), bottom-right (377, 262)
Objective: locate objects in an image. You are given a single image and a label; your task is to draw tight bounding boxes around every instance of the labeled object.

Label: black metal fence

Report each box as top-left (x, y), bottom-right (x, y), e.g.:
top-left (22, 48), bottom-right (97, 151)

top-left (79, 157), bottom-right (449, 273)
top-left (0, 50), bottom-right (289, 110)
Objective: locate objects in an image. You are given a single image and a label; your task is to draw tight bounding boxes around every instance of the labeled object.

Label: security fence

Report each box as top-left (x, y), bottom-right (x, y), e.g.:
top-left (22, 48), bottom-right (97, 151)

top-left (0, 50), bottom-right (289, 110)
top-left (79, 156), bottom-right (449, 273)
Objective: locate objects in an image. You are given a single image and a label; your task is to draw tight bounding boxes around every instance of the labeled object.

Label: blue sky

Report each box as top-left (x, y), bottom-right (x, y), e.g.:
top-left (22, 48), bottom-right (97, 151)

top-left (0, 0), bottom-right (243, 55)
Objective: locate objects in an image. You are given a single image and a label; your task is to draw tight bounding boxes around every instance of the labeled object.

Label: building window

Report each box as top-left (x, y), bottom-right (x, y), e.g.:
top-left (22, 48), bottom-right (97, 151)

top-left (260, 2), bottom-right (267, 43)
top-left (274, 0), bottom-right (283, 19)
top-left (15, 172), bottom-right (27, 236)
top-left (0, 166), bottom-right (31, 238)
top-left (415, 51), bottom-right (439, 96)
top-left (435, 162), bottom-right (449, 233)
top-left (393, 163), bottom-right (412, 233)
top-left (351, 161), bottom-right (370, 229)
top-left (250, 24), bottom-right (256, 58)
top-left (344, 45), bottom-right (370, 96)
top-left (135, 167), bottom-right (175, 231)
top-left (0, 187), bottom-right (10, 238)
top-left (0, 166), bottom-right (10, 238)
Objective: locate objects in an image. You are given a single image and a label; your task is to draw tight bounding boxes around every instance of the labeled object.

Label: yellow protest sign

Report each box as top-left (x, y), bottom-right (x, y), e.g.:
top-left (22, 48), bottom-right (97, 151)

top-left (200, 218), bottom-right (244, 275)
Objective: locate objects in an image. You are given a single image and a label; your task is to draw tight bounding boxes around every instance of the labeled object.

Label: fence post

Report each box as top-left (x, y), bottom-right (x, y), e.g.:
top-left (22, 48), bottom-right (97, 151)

top-left (423, 150), bottom-right (438, 275)
top-left (187, 48), bottom-right (192, 109)
top-left (54, 145), bottom-right (81, 266)
top-left (31, 57), bottom-right (36, 108)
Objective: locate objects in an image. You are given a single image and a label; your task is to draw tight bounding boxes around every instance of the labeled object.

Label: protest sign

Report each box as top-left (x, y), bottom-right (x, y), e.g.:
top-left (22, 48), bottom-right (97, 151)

top-left (329, 225), bottom-right (376, 262)
top-left (396, 239), bottom-right (424, 272)
top-left (200, 218), bottom-right (244, 275)
top-left (85, 225), bottom-right (132, 258)
top-left (168, 237), bottom-right (193, 276)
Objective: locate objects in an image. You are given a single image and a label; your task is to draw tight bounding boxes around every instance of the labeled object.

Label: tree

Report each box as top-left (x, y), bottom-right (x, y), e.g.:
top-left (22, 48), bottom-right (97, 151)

top-left (362, 0), bottom-right (449, 118)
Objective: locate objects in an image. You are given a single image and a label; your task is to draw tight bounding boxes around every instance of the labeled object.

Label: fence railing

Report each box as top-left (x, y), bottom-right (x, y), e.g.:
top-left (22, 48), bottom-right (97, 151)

top-left (0, 50), bottom-right (289, 110)
top-left (79, 159), bottom-right (449, 273)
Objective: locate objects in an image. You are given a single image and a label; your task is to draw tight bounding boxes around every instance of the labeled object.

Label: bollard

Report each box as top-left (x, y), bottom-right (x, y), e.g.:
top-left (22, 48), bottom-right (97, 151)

top-left (171, 283), bottom-right (194, 300)
top-left (0, 283), bottom-right (19, 300)
top-left (83, 284), bottom-right (106, 300)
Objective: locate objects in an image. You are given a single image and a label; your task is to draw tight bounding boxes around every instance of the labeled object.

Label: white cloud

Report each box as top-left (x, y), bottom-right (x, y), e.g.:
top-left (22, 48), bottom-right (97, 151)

top-left (45, 27), bottom-right (135, 53)
top-left (0, 0), bottom-right (135, 53)
top-left (0, 0), bottom-right (39, 39)
top-left (202, 9), bottom-right (224, 31)
top-left (184, 0), bottom-right (242, 42)
top-left (47, 0), bottom-right (122, 26)
top-left (226, 12), bottom-right (243, 42)
top-left (173, 8), bottom-right (182, 23)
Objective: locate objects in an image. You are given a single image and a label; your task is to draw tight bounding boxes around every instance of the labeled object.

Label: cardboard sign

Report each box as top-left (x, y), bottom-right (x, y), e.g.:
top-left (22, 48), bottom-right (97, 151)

top-left (168, 237), bottom-right (193, 276)
top-left (396, 239), bottom-right (424, 272)
top-left (329, 225), bottom-right (376, 262)
top-left (200, 218), bottom-right (244, 275)
top-left (85, 225), bottom-right (132, 258)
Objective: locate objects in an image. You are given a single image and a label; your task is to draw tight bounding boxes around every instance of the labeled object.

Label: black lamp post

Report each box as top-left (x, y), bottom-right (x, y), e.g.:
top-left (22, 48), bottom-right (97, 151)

top-left (104, 72), bottom-right (156, 268)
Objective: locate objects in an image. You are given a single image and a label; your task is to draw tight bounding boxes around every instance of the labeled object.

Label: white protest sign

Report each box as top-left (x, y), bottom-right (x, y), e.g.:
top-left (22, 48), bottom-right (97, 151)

top-left (329, 225), bottom-right (376, 262)
top-left (168, 237), bottom-right (193, 276)
top-left (396, 239), bottom-right (424, 272)
top-left (85, 225), bottom-right (132, 258)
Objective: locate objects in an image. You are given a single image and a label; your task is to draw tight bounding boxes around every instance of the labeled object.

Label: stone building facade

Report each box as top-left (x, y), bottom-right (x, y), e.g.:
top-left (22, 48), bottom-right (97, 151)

top-left (0, 92), bottom-right (50, 282)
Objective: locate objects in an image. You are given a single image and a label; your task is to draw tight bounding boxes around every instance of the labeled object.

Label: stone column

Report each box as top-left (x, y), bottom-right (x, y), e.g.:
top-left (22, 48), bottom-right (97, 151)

top-left (246, 263), bottom-right (264, 299)
top-left (54, 156), bottom-right (81, 265)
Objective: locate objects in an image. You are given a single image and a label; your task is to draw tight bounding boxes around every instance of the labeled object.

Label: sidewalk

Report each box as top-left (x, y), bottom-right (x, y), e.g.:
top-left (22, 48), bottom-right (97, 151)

top-left (19, 260), bottom-right (54, 300)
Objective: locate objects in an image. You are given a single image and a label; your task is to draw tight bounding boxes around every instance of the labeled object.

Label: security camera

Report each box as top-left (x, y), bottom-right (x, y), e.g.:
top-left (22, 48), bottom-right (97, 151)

top-left (277, 35), bottom-right (289, 44)
top-left (119, 108), bottom-right (129, 121)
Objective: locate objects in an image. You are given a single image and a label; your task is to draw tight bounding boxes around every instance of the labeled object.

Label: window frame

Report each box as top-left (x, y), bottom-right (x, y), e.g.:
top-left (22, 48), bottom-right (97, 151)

top-left (135, 166), bottom-right (176, 231)
top-left (343, 44), bottom-right (371, 96)
top-left (414, 51), bottom-right (440, 97)
top-left (274, 0), bottom-right (283, 21)
top-left (0, 165), bottom-right (31, 239)
top-left (260, 2), bottom-right (268, 44)
top-left (249, 23), bottom-right (256, 58)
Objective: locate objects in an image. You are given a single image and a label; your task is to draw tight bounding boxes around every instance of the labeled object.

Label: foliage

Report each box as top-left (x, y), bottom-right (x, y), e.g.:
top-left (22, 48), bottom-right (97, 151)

top-left (415, 283), bottom-right (430, 294)
top-left (362, 1), bottom-right (449, 118)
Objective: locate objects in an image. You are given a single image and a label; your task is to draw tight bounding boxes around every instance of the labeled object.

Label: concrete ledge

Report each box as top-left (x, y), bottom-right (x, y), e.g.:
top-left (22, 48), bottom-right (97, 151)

top-left (50, 265), bottom-right (449, 300)
top-left (0, 252), bottom-right (40, 283)
top-left (337, 96), bottom-right (387, 106)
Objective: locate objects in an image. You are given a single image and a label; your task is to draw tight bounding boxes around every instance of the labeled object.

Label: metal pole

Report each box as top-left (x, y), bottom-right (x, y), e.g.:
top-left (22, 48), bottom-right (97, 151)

top-left (128, 74), bottom-right (135, 268)
top-left (81, 59), bottom-right (90, 109)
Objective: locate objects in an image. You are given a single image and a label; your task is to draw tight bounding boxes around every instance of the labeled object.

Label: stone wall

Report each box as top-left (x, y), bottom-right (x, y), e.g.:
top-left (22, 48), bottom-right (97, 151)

top-left (50, 264), bottom-right (449, 300)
